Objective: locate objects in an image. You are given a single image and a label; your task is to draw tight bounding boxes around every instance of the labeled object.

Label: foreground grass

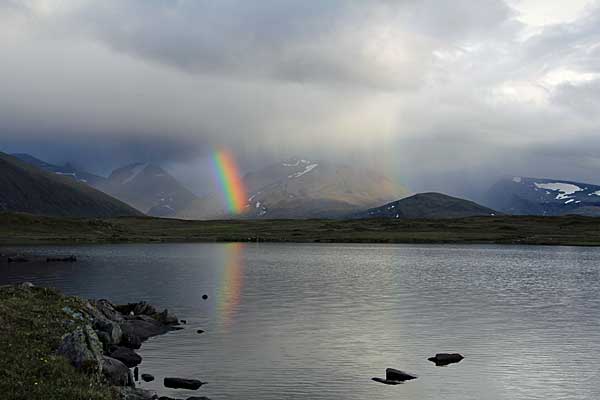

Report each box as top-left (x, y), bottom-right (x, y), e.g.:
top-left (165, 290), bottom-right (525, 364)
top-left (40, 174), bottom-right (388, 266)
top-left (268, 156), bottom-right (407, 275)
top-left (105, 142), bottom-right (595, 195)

top-left (1, 212), bottom-right (600, 246)
top-left (0, 285), bottom-right (114, 400)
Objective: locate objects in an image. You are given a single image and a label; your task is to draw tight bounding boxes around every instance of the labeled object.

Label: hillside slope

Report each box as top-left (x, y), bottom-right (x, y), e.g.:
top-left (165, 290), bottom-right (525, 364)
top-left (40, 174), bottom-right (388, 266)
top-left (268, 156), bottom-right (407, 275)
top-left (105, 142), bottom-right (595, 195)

top-left (484, 177), bottom-right (600, 216)
top-left (355, 192), bottom-right (498, 219)
top-left (94, 163), bottom-right (199, 217)
top-left (0, 152), bottom-right (142, 218)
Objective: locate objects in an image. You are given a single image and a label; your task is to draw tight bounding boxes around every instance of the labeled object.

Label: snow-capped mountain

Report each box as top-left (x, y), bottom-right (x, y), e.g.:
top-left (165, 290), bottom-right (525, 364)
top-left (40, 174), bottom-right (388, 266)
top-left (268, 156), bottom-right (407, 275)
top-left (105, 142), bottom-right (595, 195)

top-left (11, 153), bottom-right (106, 186)
top-left (484, 176), bottom-right (600, 216)
top-left (179, 158), bottom-right (409, 219)
top-left (95, 163), bottom-right (198, 217)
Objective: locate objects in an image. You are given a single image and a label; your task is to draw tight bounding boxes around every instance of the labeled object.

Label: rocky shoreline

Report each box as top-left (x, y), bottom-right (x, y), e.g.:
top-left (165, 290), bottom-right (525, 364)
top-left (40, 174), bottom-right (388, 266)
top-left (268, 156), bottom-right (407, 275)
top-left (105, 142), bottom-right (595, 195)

top-left (0, 283), bottom-right (207, 400)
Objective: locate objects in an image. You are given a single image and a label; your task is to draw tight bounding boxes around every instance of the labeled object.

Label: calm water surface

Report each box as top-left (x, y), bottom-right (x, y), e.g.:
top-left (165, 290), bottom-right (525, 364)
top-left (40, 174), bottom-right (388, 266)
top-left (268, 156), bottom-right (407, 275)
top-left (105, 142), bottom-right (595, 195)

top-left (1, 243), bottom-right (599, 399)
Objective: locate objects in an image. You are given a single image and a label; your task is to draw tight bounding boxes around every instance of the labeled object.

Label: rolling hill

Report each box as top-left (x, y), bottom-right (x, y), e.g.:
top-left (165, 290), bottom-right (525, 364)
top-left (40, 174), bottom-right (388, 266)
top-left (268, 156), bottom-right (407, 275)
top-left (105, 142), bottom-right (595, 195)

top-left (355, 192), bottom-right (499, 219)
top-left (0, 152), bottom-right (142, 218)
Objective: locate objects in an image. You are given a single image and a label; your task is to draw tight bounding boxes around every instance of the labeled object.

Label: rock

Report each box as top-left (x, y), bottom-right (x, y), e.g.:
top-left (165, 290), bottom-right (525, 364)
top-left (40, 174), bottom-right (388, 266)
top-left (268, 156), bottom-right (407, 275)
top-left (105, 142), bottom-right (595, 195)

top-left (372, 368), bottom-right (417, 385)
top-left (19, 281), bottom-right (34, 288)
top-left (180, 319), bottom-right (187, 325)
top-left (93, 318), bottom-right (123, 345)
top-left (196, 330), bottom-right (205, 334)
top-left (141, 373), bottom-right (155, 382)
top-left (428, 353), bottom-right (464, 366)
top-left (89, 299), bottom-right (124, 322)
top-left (108, 346), bottom-right (142, 368)
top-left (116, 301), bottom-right (157, 317)
top-left (134, 366), bottom-right (139, 381)
top-left (202, 295), bottom-right (208, 300)
top-left (46, 255), bottom-right (77, 262)
top-left (121, 332), bottom-right (143, 349)
top-left (117, 387), bottom-right (157, 400)
top-left (62, 306), bottom-right (84, 320)
top-left (120, 317), bottom-right (172, 344)
top-left (164, 377), bottom-right (205, 390)
top-left (57, 325), bottom-right (103, 372)
top-left (102, 356), bottom-right (134, 387)
top-left (157, 309), bottom-right (179, 325)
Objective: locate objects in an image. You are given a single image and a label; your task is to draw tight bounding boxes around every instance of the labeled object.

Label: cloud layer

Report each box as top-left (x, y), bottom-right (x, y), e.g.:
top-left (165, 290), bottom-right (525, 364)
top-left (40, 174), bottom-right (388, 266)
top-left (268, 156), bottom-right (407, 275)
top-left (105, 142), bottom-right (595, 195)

top-left (1, 0), bottom-right (600, 195)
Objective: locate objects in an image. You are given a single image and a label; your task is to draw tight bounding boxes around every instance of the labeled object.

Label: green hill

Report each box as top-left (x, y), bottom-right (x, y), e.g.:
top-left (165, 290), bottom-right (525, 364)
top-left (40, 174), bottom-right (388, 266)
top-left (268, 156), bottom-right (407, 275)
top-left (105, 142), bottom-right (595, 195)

top-left (0, 152), bottom-right (143, 218)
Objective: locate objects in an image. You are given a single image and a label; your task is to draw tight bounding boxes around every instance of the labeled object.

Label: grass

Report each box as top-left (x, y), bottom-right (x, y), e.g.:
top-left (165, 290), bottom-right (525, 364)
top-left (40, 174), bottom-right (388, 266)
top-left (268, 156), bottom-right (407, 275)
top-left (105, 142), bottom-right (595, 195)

top-left (0, 285), bottom-right (115, 400)
top-left (2, 211), bottom-right (600, 246)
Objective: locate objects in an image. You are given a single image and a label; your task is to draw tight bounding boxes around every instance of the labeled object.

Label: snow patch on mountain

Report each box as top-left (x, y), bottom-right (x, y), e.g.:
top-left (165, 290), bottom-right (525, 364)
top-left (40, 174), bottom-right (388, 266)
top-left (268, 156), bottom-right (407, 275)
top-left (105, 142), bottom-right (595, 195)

top-left (534, 182), bottom-right (583, 200)
top-left (288, 163), bottom-right (318, 179)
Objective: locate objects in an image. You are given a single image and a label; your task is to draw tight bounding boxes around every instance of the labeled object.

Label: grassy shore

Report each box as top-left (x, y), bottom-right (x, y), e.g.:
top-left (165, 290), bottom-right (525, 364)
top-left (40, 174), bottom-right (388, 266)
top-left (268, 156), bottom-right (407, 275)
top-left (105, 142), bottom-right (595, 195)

top-left (2, 212), bottom-right (600, 246)
top-left (0, 285), bottom-right (114, 400)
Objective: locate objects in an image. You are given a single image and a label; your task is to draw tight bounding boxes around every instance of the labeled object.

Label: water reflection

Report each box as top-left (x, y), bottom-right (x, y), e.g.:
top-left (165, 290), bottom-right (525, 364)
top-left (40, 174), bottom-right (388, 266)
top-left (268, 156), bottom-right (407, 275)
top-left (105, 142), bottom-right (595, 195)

top-left (216, 243), bottom-right (245, 330)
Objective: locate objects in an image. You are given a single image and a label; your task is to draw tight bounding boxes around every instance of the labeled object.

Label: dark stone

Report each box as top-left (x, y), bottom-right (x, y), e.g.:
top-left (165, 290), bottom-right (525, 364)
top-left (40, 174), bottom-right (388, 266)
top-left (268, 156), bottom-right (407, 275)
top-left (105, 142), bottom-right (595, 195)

top-left (93, 318), bottom-right (122, 345)
top-left (46, 255), bottom-right (76, 262)
top-left (181, 319), bottom-right (187, 324)
top-left (386, 368), bottom-right (417, 381)
top-left (134, 366), bottom-right (139, 381)
top-left (120, 332), bottom-right (143, 349)
top-left (372, 368), bottom-right (417, 385)
top-left (164, 377), bottom-right (205, 390)
top-left (116, 301), bottom-right (157, 316)
top-left (141, 373), bottom-right (155, 382)
top-left (120, 317), bottom-right (171, 344)
top-left (202, 295), bottom-right (208, 300)
top-left (196, 330), bottom-right (205, 334)
top-left (102, 356), bottom-right (134, 387)
top-left (428, 353), bottom-right (464, 366)
top-left (57, 325), bottom-right (103, 372)
top-left (157, 309), bottom-right (179, 325)
top-left (118, 387), bottom-right (157, 400)
top-left (108, 346), bottom-right (143, 368)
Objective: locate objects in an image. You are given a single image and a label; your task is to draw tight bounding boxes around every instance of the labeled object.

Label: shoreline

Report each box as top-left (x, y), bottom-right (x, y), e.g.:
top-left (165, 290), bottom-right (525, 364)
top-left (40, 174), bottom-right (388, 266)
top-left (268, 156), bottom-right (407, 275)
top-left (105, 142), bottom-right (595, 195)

top-left (0, 283), bottom-right (202, 400)
top-left (2, 212), bottom-right (600, 247)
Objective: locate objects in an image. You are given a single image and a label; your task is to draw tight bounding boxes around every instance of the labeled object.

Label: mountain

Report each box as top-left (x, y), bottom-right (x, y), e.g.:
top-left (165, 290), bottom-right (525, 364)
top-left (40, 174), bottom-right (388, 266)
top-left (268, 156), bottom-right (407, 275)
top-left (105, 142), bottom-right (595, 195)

top-left (484, 176), bottom-right (600, 216)
top-left (0, 152), bottom-right (142, 217)
top-left (354, 192), bottom-right (498, 219)
top-left (11, 153), bottom-right (106, 186)
top-left (94, 163), bottom-right (199, 217)
top-left (179, 158), bottom-right (409, 219)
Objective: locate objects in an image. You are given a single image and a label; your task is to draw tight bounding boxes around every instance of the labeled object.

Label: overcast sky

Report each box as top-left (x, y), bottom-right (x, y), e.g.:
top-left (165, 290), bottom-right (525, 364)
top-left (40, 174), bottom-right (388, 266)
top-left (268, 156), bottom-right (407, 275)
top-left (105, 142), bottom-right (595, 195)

top-left (1, 0), bottom-right (600, 196)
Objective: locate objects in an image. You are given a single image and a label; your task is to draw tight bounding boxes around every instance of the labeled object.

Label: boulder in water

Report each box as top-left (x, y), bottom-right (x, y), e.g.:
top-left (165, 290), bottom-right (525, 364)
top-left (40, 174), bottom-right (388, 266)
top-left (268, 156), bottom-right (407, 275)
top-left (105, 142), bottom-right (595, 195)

top-left (372, 368), bottom-right (417, 385)
top-left (428, 353), bottom-right (464, 366)
top-left (164, 377), bottom-right (205, 390)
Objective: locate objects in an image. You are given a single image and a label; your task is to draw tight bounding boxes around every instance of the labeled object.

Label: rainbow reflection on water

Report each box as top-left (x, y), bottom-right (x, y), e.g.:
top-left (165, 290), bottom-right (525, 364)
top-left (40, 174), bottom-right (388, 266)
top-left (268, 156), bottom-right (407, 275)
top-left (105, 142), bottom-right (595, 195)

top-left (216, 243), bottom-right (246, 329)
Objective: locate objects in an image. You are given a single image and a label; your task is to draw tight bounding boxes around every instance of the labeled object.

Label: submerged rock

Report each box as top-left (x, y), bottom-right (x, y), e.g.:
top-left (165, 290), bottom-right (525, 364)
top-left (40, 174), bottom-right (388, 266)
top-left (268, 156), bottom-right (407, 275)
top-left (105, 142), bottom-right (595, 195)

top-left (164, 377), bottom-right (205, 390)
top-left (372, 368), bottom-right (417, 385)
top-left (428, 353), bottom-right (464, 366)
top-left (202, 295), bottom-right (208, 300)
top-left (57, 325), bottom-right (103, 372)
top-left (102, 356), bottom-right (134, 387)
top-left (196, 329), bottom-right (205, 334)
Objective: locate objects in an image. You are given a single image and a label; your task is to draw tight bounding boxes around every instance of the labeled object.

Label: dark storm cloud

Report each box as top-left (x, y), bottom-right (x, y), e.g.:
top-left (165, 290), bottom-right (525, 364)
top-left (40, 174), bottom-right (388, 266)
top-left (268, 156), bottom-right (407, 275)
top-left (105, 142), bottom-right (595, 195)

top-left (1, 0), bottom-right (600, 194)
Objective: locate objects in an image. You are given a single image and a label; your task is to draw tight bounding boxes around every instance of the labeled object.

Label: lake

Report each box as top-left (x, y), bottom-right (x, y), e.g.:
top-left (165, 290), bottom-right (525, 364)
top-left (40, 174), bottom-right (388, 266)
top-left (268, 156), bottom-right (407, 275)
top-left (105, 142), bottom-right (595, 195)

top-left (1, 243), bottom-right (599, 399)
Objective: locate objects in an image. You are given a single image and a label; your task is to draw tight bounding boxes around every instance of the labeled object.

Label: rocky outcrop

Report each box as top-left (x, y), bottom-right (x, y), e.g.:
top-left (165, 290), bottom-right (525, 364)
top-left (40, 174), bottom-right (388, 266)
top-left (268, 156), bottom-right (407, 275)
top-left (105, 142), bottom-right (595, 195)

top-left (57, 325), bottom-right (104, 372)
top-left (108, 346), bottom-right (143, 368)
top-left (102, 356), bottom-right (134, 387)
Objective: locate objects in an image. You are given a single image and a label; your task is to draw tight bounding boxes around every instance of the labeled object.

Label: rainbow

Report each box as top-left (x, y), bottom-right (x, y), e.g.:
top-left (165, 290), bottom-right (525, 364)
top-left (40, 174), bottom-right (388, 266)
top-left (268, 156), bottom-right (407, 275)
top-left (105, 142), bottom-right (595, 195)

top-left (212, 150), bottom-right (247, 214)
